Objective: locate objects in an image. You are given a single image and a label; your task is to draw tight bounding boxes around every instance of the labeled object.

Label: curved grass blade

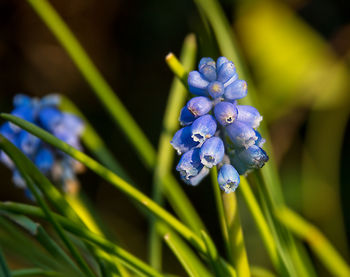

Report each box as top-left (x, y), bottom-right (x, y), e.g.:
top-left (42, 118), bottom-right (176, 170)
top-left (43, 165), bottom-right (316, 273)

top-left (0, 247), bottom-right (11, 277)
top-left (163, 230), bottom-right (212, 277)
top-left (0, 136), bottom-right (96, 277)
top-left (1, 211), bottom-right (83, 276)
top-left (11, 268), bottom-right (62, 277)
top-left (0, 202), bottom-right (164, 277)
top-left (26, 0), bottom-right (204, 235)
top-left (149, 34), bottom-right (198, 270)
top-left (275, 207), bottom-right (350, 277)
top-left (0, 114), bottom-right (207, 254)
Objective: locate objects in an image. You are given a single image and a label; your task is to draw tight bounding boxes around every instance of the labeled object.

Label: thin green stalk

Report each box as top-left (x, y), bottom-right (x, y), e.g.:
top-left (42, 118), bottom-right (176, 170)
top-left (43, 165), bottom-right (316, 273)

top-left (275, 207), bottom-right (350, 277)
top-left (239, 177), bottom-right (279, 269)
top-left (11, 268), bottom-right (62, 277)
top-left (26, 0), bottom-right (205, 236)
top-left (0, 202), bottom-right (162, 277)
top-left (149, 34), bottom-right (197, 270)
top-left (1, 114), bottom-right (208, 253)
top-left (0, 136), bottom-right (95, 277)
top-left (211, 168), bottom-right (250, 276)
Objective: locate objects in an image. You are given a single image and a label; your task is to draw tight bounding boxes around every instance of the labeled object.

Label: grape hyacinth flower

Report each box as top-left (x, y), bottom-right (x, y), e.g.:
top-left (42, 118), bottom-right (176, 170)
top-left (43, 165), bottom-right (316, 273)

top-left (0, 94), bottom-right (85, 196)
top-left (171, 57), bottom-right (268, 193)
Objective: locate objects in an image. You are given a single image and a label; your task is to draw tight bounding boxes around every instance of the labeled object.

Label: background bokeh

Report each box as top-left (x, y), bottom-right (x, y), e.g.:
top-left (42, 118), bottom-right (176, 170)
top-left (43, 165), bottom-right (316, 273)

top-left (0, 0), bottom-right (349, 275)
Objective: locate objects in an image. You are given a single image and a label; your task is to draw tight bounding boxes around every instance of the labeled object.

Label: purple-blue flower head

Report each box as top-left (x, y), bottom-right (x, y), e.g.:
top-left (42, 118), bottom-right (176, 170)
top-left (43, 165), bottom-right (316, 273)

top-left (0, 94), bottom-right (85, 197)
top-left (171, 56), bottom-right (268, 193)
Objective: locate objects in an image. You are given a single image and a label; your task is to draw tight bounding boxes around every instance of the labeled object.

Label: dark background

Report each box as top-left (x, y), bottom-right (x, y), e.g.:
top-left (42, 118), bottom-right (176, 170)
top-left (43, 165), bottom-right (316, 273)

top-left (0, 0), bottom-right (349, 275)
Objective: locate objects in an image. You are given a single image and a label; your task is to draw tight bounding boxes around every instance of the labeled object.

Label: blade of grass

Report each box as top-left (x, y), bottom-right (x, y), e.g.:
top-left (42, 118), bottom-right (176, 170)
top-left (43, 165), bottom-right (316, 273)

top-left (0, 202), bottom-right (163, 277)
top-left (210, 168), bottom-right (250, 276)
top-left (11, 268), bottom-right (62, 277)
top-left (0, 216), bottom-right (62, 270)
top-left (0, 114), bottom-right (208, 253)
top-left (200, 230), bottom-right (231, 277)
top-left (1, 211), bottom-right (83, 276)
top-left (239, 177), bottom-right (279, 269)
top-left (149, 34), bottom-right (198, 270)
top-left (0, 247), bottom-right (11, 277)
top-left (0, 136), bottom-right (96, 277)
top-left (163, 229), bottom-right (212, 277)
top-left (275, 207), bottom-right (350, 277)
top-left (26, 0), bottom-right (204, 235)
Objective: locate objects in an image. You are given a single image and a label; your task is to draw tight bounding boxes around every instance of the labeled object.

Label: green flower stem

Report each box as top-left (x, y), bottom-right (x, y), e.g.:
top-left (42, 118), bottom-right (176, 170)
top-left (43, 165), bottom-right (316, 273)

top-left (239, 177), bottom-right (279, 269)
top-left (149, 34), bottom-right (198, 270)
top-left (275, 207), bottom-right (350, 277)
top-left (1, 114), bottom-right (208, 254)
top-left (26, 0), bottom-right (204, 236)
top-left (0, 136), bottom-right (96, 277)
top-left (210, 169), bottom-right (250, 276)
top-left (0, 202), bottom-right (163, 277)
top-left (165, 53), bottom-right (188, 88)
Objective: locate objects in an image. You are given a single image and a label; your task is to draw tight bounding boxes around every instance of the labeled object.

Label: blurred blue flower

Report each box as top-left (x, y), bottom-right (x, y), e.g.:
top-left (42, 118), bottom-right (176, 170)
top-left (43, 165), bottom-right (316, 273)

top-left (0, 94), bottom-right (85, 197)
top-left (171, 56), bottom-right (269, 193)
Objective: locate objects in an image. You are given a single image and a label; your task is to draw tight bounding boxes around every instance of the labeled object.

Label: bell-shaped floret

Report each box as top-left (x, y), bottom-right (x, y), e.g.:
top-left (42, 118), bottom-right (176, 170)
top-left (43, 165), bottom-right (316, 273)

top-left (186, 96), bottom-right (212, 117)
top-left (191, 115), bottom-right (217, 145)
top-left (214, 102), bottom-right (238, 126)
top-left (226, 121), bottom-right (257, 149)
top-left (176, 148), bottom-right (203, 180)
top-left (38, 107), bottom-right (63, 132)
top-left (208, 81), bottom-right (224, 99)
top-left (182, 166), bottom-right (210, 186)
top-left (236, 105), bottom-right (262, 129)
top-left (188, 71), bottom-right (209, 96)
top-left (199, 137), bottom-right (225, 168)
top-left (224, 80), bottom-right (247, 101)
top-left (171, 126), bottom-right (199, 155)
top-left (35, 147), bottom-right (54, 174)
top-left (17, 130), bottom-right (41, 156)
top-left (218, 164), bottom-right (240, 193)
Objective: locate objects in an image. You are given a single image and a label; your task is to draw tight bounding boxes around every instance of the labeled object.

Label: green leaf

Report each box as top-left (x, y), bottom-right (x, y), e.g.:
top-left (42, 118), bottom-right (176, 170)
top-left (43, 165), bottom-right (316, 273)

top-left (0, 202), bottom-right (164, 277)
top-left (11, 268), bottom-right (62, 277)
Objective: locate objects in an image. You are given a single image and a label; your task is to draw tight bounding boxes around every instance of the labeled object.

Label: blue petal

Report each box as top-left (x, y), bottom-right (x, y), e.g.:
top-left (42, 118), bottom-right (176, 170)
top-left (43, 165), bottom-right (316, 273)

top-left (198, 57), bottom-right (215, 70)
top-left (35, 147), bottom-right (54, 173)
top-left (171, 126), bottom-right (199, 155)
top-left (13, 94), bottom-right (32, 108)
top-left (199, 137), bottom-right (225, 168)
top-left (176, 148), bottom-right (203, 180)
top-left (199, 64), bottom-right (217, 82)
top-left (216, 57), bottom-right (229, 71)
top-left (10, 106), bottom-right (36, 133)
top-left (207, 81), bottom-right (224, 99)
top-left (254, 131), bottom-right (266, 147)
top-left (0, 151), bottom-right (14, 169)
top-left (231, 145), bottom-right (268, 175)
top-left (182, 166), bottom-right (210, 186)
top-left (226, 121), bottom-right (257, 149)
top-left (55, 113), bottom-right (84, 137)
top-left (214, 102), bottom-right (238, 126)
top-left (236, 105), bottom-right (262, 129)
top-left (188, 71), bottom-right (209, 96)
top-left (191, 115), bottom-right (217, 145)
top-left (38, 107), bottom-right (63, 132)
top-left (224, 80), bottom-right (247, 101)
top-left (40, 94), bottom-right (61, 107)
top-left (217, 62), bottom-right (236, 83)
top-left (187, 96), bottom-right (212, 117)
top-left (17, 130), bottom-right (41, 156)
top-left (179, 106), bottom-right (196, 126)
top-left (218, 164), bottom-right (240, 193)
top-left (0, 122), bottom-right (17, 141)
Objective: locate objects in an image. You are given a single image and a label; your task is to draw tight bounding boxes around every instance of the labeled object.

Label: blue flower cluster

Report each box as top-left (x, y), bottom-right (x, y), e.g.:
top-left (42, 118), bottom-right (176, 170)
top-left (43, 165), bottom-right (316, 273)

top-left (0, 94), bottom-right (85, 195)
top-left (171, 57), bottom-right (268, 193)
